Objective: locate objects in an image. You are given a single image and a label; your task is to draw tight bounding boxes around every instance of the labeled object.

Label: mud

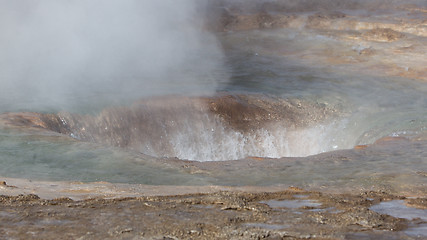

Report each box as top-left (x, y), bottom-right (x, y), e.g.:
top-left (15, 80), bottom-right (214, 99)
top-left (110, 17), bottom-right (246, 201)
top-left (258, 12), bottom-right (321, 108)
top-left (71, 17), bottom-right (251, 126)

top-left (1, 188), bottom-right (421, 240)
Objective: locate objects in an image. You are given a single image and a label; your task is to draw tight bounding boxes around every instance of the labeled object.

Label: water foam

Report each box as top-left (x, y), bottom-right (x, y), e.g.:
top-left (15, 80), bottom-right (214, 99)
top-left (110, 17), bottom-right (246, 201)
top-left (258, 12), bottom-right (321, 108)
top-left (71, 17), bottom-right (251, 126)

top-left (166, 118), bottom-right (350, 161)
top-left (0, 96), bottom-right (361, 162)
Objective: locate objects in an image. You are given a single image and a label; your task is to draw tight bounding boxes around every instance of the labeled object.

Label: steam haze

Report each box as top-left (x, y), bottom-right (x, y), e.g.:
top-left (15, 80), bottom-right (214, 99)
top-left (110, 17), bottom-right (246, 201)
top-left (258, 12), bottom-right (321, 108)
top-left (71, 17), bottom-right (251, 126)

top-left (0, 0), bottom-right (227, 112)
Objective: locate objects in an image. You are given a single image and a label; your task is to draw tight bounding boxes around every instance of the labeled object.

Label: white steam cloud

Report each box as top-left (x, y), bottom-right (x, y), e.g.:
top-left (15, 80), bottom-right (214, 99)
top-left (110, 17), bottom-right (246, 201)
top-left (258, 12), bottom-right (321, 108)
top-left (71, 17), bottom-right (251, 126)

top-left (0, 0), bottom-right (227, 111)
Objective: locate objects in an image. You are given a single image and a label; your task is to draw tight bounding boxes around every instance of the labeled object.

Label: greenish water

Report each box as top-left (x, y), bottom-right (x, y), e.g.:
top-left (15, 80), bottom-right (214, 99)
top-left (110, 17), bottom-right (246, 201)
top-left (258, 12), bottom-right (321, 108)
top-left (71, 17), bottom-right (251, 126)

top-left (0, 28), bottom-right (426, 188)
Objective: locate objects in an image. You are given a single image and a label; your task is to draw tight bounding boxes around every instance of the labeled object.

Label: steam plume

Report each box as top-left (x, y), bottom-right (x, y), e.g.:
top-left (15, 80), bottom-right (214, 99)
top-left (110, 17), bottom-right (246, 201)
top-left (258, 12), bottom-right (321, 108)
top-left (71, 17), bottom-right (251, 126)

top-left (0, 0), bottom-right (227, 111)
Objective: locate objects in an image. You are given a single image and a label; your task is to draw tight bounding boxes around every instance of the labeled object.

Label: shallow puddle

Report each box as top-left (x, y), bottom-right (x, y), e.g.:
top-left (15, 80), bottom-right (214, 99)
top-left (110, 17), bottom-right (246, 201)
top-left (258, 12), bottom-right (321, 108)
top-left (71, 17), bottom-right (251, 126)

top-left (309, 207), bottom-right (341, 213)
top-left (293, 194), bottom-right (309, 199)
top-left (370, 200), bottom-right (427, 221)
top-left (405, 224), bottom-right (427, 238)
top-left (370, 200), bottom-right (427, 237)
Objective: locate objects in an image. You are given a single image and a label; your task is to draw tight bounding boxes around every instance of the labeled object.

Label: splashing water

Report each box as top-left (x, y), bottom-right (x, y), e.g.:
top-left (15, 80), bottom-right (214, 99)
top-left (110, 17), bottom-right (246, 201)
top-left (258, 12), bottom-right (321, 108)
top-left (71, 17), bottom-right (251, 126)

top-left (0, 1), bottom-right (426, 187)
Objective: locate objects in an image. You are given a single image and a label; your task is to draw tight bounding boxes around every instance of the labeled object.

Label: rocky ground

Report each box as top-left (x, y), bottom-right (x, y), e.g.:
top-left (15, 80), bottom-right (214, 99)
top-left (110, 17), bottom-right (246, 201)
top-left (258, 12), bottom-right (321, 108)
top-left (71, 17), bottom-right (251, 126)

top-left (1, 186), bottom-right (426, 240)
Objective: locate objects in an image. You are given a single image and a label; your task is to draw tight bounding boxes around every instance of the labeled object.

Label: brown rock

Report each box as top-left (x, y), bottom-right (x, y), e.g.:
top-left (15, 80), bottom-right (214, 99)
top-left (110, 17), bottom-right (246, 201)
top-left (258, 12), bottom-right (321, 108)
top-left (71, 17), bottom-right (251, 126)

top-left (354, 145), bottom-right (369, 150)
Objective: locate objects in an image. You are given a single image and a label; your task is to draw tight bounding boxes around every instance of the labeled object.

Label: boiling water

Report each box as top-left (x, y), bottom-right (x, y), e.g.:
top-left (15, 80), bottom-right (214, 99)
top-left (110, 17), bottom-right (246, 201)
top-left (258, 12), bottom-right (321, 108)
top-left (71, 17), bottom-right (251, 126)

top-left (0, 10), bottom-right (426, 188)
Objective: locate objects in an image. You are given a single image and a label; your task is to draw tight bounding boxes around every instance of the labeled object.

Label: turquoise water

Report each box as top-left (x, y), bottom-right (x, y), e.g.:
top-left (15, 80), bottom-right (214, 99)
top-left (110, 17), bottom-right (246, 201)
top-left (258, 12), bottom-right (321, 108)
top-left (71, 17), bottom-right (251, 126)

top-left (0, 28), bottom-right (426, 187)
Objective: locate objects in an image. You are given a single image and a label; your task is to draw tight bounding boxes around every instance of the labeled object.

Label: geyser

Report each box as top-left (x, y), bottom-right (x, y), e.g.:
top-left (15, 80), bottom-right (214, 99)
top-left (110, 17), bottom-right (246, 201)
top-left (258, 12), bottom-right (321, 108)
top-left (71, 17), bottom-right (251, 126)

top-left (0, 0), bottom-right (425, 187)
top-left (0, 95), bottom-right (347, 161)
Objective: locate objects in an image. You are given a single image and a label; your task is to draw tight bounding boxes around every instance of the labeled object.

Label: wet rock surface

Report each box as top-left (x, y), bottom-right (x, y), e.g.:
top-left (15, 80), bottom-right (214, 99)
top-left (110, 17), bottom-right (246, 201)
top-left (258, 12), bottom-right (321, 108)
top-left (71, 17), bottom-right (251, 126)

top-left (0, 189), bottom-right (419, 240)
top-left (362, 28), bottom-right (406, 42)
top-left (406, 198), bottom-right (427, 209)
top-left (210, 0), bottom-right (427, 82)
